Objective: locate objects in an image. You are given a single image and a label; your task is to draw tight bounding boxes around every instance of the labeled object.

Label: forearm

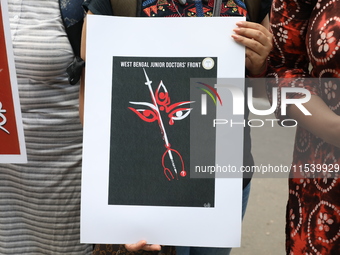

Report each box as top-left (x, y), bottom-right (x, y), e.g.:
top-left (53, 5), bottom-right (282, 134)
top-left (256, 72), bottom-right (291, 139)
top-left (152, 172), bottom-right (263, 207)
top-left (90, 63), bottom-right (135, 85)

top-left (79, 11), bottom-right (93, 124)
top-left (247, 15), bottom-right (270, 98)
top-left (287, 95), bottom-right (340, 148)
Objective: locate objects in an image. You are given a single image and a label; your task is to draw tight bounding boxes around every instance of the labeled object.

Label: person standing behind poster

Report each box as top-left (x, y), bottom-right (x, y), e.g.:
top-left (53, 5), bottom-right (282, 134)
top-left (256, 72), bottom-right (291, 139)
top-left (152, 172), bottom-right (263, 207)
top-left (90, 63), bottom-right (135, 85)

top-left (0, 0), bottom-right (92, 254)
top-left (80, 0), bottom-right (272, 254)
top-left (268, 0), bottom-right (340, 254)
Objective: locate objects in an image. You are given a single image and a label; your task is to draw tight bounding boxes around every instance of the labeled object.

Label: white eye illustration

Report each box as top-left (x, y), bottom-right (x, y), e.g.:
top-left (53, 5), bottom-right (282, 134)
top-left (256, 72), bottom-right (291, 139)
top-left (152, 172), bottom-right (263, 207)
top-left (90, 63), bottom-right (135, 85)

top-left (167, 101), bottom-right (194, 125)
top-left (170, 108), bottom-right (193, 121)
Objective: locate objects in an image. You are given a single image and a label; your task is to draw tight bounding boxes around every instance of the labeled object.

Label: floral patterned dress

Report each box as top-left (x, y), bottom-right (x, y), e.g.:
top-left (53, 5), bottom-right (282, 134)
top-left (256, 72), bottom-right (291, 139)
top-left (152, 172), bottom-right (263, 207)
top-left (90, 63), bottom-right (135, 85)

top-left (268, 0), bottom-right (340, 254)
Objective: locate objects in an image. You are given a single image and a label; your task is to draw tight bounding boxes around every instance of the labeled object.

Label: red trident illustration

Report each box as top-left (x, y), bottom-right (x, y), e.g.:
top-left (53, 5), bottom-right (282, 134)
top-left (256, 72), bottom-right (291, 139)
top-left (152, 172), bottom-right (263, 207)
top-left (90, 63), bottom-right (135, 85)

top-left (128, 68), bottom-right (194, 181)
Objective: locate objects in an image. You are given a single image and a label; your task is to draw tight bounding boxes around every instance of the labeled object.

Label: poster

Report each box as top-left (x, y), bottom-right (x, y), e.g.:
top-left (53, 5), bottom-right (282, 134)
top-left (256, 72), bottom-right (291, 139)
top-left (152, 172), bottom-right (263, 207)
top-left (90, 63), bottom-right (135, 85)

top-left (0, 0), bottom-right (26, 163)
top-left (81, 15), bottom-right (245, 247)
top-left (108, 56), bottom-right (217, 208)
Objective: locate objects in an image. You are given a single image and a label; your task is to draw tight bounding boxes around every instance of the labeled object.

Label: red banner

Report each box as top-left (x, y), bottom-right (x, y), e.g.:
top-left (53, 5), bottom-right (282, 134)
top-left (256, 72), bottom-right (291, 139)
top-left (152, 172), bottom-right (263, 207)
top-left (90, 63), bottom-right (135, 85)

top-left (0, 1), bottom-right (26, 162)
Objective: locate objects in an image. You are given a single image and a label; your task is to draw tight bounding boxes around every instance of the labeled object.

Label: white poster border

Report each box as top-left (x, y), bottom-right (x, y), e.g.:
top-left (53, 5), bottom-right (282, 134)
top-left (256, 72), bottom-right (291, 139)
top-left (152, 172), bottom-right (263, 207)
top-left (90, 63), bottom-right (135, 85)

top-left (81, 15), bottom-right (245, 247)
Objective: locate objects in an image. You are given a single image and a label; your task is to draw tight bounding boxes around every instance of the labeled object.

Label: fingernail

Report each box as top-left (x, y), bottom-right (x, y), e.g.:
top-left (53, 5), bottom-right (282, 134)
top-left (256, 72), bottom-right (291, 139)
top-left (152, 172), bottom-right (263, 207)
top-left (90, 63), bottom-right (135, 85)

top-left (231, 34), bottom-right (240, 39)
top-left (236, 21), bottom-right (245, 26)
top-left (233, 27), bottom-right (241, 32)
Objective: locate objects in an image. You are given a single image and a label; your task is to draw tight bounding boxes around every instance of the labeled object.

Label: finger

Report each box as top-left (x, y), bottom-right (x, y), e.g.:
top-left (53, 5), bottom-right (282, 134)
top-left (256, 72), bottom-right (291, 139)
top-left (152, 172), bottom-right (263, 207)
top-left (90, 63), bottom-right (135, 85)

top-left (141, 244), bottom-right (162, 251)
top-left (125, 241), bottom-right (162, 252)
top-left (232, 33), bottom-right (268, 57)
top-left (233, 21), bottom-right (272, 50)
top-left (125, 240), bottom-right (147, 251)
top-left (235, 21), bottom-right (272, 37)
top-left (233, 27), bottom-right (272, 50)
top-left (232, 26), bottom-right (273, 59)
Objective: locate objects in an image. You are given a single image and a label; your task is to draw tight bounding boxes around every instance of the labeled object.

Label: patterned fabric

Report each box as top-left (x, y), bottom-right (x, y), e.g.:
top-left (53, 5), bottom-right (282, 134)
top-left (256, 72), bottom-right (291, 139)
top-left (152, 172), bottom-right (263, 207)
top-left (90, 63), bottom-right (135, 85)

top-left (268, 0), bottom-right (340, 254)
top-left (140, 0), bottom-right (247, 18)
top-left (60, 0), bottom-right (85, 28)
top-left (0, 0), bottom-right (92, 254)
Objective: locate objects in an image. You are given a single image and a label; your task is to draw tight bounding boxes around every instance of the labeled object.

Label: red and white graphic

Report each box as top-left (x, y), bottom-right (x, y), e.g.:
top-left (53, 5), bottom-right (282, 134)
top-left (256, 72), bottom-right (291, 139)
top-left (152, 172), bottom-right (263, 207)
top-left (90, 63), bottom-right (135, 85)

top-left (128, 69), bottom-right (193, 181)
top-left (0, 0), bottom-right (26, 163)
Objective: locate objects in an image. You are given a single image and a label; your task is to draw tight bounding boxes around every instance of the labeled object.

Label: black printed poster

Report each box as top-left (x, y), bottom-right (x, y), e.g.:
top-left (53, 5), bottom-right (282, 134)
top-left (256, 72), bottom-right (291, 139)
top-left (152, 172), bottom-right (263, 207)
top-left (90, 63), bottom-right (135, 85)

top-left (108, 56), bottom-right (217, 207)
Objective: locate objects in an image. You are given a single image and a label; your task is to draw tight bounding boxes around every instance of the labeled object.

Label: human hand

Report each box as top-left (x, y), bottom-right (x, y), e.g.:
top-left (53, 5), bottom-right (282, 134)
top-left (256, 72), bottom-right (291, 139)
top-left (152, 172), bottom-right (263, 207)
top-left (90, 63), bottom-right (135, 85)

top-left (231, 21), bottom-right (273, 76)
top-left (124, 240), bottom-right (162, 252)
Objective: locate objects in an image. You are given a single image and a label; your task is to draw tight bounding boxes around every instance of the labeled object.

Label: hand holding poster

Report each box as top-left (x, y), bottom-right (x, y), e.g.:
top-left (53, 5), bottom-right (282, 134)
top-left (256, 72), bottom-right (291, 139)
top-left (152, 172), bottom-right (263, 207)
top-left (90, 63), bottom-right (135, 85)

top-left (81, 15), bottom-right (245, 247)
top-left (0, 0), bottom-right (26, 163)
